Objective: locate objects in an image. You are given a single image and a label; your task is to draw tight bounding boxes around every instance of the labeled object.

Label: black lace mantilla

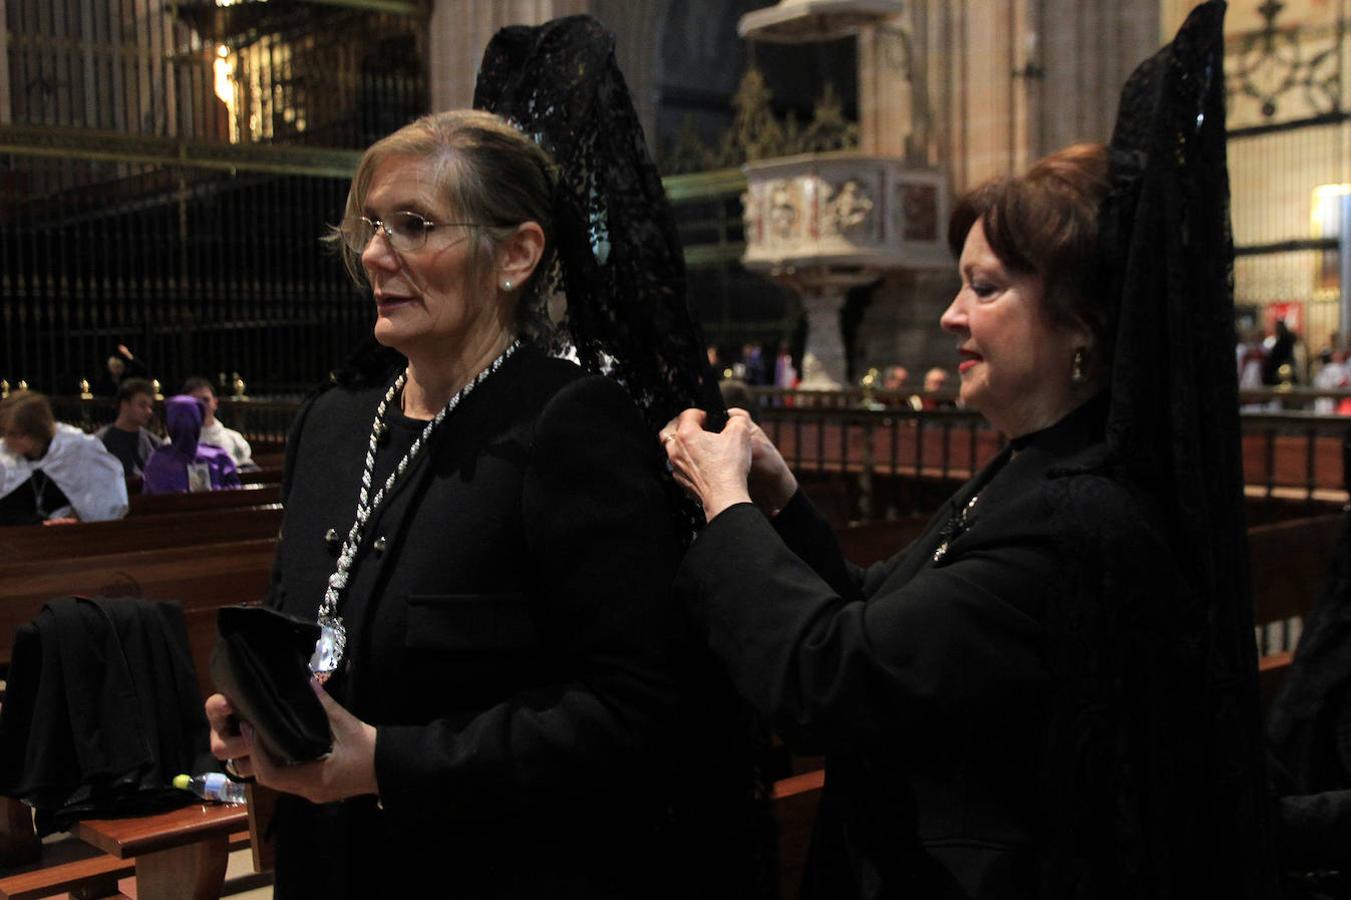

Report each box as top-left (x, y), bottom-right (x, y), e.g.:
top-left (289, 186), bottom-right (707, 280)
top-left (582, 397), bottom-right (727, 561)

top-left (1037, 2), bottom-right (1279, 896)
top-left (473, 15), bottom-right (723, 440)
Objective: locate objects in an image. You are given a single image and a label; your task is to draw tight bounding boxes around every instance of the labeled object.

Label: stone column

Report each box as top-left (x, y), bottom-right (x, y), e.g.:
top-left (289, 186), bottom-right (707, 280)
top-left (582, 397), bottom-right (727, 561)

top-left (427, 0), bottom-right (588, 113)
top-left (855, 267), bottom-right (958, 377)
top-left (789, 269), bottom-right (882, 389)
top-left (1035, 0), bottom-right (1159, 155)
top-left (0, 0), bottom-right (10, 125)
top-left (426, 0), bottom-right (665, 142)
top-left (1160, 0), bottom-right (1203, 39)
top-left (857, 9), bottom-right (914, 159)
top-left (849, 0), bottom-right (1162, 382)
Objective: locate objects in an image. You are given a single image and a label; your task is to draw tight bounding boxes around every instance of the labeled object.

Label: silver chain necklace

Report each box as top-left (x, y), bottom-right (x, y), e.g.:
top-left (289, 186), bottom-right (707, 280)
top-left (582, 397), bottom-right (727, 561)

top-left (31, 469), bottom-right (52, 519)
top-left (310, 339), bottom-right (521, 678)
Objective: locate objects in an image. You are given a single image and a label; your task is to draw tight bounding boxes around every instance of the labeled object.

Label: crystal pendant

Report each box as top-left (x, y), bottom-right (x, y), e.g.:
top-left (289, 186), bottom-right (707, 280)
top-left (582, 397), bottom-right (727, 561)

top-left (310, 615), bottom-right (347, 678)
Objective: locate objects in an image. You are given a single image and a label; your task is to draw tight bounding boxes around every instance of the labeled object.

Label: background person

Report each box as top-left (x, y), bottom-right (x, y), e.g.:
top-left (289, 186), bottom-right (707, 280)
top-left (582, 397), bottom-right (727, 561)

top-left (0, 391), bottom-right (127, 524)
top-left (913, 366), bottom-right (953, 410)
top-left (181, 376), bottom-right (255, 470)
top-left (95, 343), bottom-right (149, 396)
top-left (95, 377), bottom-right (162, 477)
top-left (142, 395), bottom-right (241, 494)
top-left (881, 363), bottom-right (908, 392)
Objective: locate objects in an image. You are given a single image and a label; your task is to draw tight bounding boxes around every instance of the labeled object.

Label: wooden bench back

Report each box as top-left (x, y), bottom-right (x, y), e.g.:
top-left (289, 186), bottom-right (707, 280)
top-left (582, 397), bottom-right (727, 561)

top-left (1247, 512), bottom-right (1344, 710)
top-left (239, 466), bottom-right (283, 485)
top-left (0, 504), bottom-right (282, 565)
top-left (0, 538), bottom-right (277, 697)
top-left (1249, 513), bottom-right (1343, 628)
top-left (128, 483), bottom-right (280, 517)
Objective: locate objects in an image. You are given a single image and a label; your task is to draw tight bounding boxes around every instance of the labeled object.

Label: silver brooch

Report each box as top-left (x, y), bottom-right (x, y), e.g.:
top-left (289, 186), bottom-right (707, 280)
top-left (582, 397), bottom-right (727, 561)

top-left (932, 492), bottom-right (980, 562)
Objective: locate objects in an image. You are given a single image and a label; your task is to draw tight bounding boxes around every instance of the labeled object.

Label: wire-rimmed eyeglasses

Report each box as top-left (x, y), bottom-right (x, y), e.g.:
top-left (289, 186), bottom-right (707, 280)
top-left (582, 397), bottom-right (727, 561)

top-left (341, 211), bottom-right (478, 254)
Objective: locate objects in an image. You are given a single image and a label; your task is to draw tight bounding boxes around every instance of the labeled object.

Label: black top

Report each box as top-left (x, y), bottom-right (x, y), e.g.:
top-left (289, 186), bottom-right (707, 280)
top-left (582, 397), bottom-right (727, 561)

top-left (99, 426), bottom-right (150, 478)
top-left (264, 346), bottom-right (753, 898)
top-left (0, 472), bottom-right (71, 525)
top-left (678, 400), bottom-right (1130, 899)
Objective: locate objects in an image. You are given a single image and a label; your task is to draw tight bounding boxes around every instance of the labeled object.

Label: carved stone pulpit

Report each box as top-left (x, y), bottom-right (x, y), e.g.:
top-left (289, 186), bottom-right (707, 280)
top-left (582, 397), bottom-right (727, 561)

top-left (738, 0), bottom-right (949, 390)
top-left (741, 152), bottom-right (947, 388)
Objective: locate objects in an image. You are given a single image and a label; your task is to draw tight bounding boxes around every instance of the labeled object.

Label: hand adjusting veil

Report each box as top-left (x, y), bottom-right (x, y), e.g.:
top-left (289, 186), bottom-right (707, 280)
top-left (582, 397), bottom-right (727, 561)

top-left (1040, 2), bottom-right (1278, 896)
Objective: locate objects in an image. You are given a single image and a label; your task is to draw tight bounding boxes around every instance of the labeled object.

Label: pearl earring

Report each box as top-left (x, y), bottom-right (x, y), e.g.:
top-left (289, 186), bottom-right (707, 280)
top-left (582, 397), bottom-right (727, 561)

top-left (1070, 348), bottom-right (1087, 384)
top-left (502, 280), bottom-right (513, 291)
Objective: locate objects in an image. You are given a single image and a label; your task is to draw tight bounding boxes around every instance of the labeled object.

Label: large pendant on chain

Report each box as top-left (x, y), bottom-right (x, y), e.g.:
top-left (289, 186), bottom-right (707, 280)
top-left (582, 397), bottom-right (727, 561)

top-left (309, 615), bottom-right (347, 681)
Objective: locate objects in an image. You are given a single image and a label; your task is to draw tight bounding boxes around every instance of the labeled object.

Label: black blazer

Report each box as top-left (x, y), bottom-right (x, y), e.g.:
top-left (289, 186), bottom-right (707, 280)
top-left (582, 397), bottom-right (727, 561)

top-left (266, 346), bottom-right (690, 898)
top-left (677, 401), bottom-right (1123, 900)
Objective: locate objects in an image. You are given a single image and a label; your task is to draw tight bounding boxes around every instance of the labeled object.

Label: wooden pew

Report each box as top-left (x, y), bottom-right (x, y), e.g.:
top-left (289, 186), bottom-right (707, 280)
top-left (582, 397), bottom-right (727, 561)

top-left (773, 769), bottom-right (825, 900)
top-left (238, 466), bottom-right (282, 485)
top-left (0, 538), bottom-right (276, 896)
top-left (0, 802), bottom-right (251, 900)
top-left (0, 538), bottom-right (277, 694)
top-left (0, 846), bottom-right (132, 899)
top-left (249, 451), bottom-right (285, 470)
top-left (128, 483), bottom-right (280, 517)
top-left (0, 504), bottom-right (282, 565)
top-left (1248, 513), bottom-right (1344, 709)
top-left (69, 804), bottom-right (248, 900)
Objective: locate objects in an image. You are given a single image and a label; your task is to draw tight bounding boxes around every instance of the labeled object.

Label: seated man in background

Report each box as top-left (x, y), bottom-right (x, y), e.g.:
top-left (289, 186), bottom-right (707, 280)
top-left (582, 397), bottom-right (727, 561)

top-left (96, 377), bottom-right (162, 477)
top-left (181, 377), bottom-right (255, 470)
top-left (142, 395), bottom-right (240, 494)
top-left (916, 366), bottom-right (954, 411)
top-left (0, 391), bottom-right (128, 524)
top-left (881, 364), bottom-right (909, 393)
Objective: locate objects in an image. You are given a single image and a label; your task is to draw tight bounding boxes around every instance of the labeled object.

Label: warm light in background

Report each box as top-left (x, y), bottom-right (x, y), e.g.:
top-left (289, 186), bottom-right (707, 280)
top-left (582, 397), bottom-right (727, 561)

top-left (1311, 183), bottom-right (1351, 295)
top-left (213, 45), bottom-right (240, 144)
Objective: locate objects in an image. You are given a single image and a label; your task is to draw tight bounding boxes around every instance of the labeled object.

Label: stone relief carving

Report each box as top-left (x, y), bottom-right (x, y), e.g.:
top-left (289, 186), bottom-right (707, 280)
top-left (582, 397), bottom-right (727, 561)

top-left (741, 190), bottom-right (761, 243)
top-left (896, 182), bottom-right (937, 241)
top-left (768, 180), bottom-right (798, 240)
top-left (822, 178), bottom-right (874, 237)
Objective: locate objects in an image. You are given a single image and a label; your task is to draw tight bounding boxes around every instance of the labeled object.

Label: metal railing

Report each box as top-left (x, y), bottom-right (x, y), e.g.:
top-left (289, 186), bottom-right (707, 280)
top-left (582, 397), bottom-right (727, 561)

top-left (746, 387), bottom-right (1351, 520)
top-left (41, 384), bottom-right (1351, 519)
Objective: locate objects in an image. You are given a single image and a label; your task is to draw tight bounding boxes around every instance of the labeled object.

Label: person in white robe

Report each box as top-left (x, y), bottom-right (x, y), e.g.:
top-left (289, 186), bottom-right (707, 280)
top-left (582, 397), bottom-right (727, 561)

top-left (0, 392), bottom-right (128, 524)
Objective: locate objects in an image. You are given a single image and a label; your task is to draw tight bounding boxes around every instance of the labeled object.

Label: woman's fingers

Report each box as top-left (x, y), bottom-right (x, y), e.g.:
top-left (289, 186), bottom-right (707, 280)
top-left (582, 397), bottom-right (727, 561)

top-left (673, 407), bottom-right (707, 437)
top-left (240, 721), bottom-right (291, 789)
top-left (226, 756), bottom-right (255, 779)
top-left (205, 693), bottom-right (250, 761)
top-left (236, 684), bottom-right (379, 804)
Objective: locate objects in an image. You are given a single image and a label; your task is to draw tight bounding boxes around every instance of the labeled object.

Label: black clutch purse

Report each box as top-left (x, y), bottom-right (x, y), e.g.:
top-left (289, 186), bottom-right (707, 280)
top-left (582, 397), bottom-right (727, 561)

top-left (210, 605), bottom-right (333, 764)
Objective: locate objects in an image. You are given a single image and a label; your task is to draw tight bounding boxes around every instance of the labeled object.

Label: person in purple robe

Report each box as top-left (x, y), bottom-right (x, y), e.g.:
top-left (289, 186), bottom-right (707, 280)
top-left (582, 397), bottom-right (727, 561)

top-left (141, 395), bottom-right (240, 494)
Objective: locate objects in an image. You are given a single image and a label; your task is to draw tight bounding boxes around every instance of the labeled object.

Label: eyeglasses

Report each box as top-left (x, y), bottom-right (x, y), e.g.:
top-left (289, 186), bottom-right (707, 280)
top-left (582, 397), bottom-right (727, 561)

top-left (341, 211), bottom-right (477, 254)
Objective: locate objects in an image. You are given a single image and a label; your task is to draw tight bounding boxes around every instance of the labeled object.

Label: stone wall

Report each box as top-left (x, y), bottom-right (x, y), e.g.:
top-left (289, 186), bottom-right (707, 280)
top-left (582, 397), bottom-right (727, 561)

top-left (852, 0), bottom-right (1161, 378)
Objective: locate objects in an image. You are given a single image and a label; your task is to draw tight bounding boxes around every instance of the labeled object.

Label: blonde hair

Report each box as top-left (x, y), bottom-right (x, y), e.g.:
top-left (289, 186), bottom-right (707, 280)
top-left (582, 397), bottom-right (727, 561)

top-left (334, 110), bottom-right (558, 326)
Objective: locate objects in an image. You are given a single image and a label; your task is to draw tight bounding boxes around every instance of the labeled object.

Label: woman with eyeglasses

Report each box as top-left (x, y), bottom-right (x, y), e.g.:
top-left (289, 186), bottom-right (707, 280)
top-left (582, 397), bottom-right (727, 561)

top-left (203, 109), bottom-right (696, 898)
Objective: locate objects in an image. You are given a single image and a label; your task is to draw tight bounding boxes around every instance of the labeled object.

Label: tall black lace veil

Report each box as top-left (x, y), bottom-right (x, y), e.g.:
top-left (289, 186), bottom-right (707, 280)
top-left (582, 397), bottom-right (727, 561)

top-left (472, 15), bottom-right (724, 438)
top-left (1039, 2), bottom-right (1278, 895)
top-left (474, 19), bottom-right (774, 897)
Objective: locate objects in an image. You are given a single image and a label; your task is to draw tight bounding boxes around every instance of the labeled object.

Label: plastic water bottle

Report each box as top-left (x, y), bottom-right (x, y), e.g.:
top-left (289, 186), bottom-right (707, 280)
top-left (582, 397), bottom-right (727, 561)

top-left (173, 772), bottom-right (247, 805)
